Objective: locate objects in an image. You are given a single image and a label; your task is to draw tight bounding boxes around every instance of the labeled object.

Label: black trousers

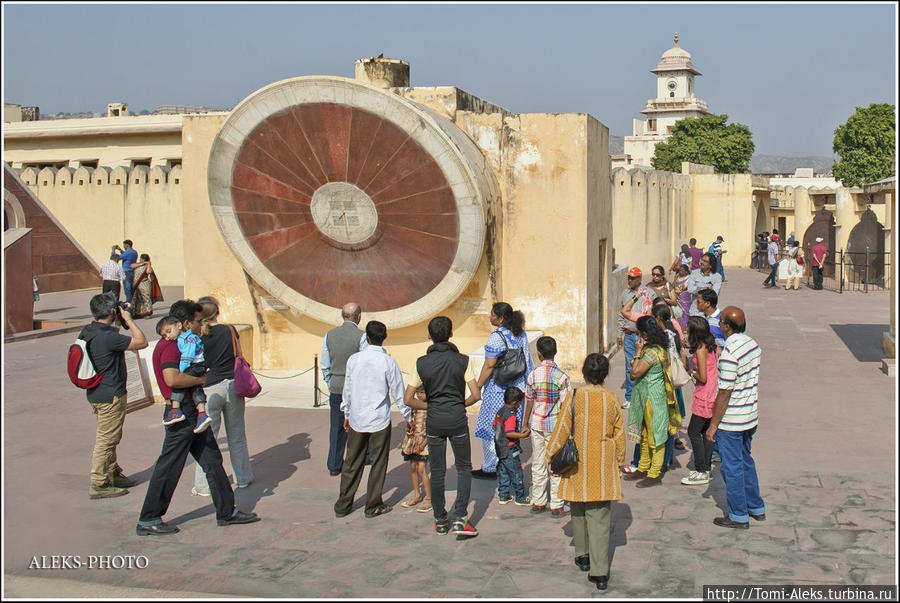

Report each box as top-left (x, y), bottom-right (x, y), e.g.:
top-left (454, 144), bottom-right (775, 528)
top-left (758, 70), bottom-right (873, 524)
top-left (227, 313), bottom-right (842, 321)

top-left (102, 280), bottom-right (121, 300)
top-left (334, 424), bottom-right (391, 515)
top-left (687, 414), bottom-right (715, 472)
top-left (813, 266), bottom-right (824, 289)
top-left (327, 393), bottom-right (348, 472)
top-left (426, 424), bottom-right (472, 523)
top-left (139, 399), bottom-right (234, 522)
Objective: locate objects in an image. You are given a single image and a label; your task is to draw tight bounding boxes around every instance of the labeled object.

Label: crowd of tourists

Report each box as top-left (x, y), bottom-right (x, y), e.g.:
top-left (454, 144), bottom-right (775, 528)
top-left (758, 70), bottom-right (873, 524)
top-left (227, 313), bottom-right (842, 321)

top-left (78, 235), bottom-right (765, 593)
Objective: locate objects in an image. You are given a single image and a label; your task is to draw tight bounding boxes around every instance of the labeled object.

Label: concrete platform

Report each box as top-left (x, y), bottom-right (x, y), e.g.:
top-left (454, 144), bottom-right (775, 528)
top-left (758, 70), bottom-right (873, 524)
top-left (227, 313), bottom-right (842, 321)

top-left (2, 269), bottom-right (896, 597)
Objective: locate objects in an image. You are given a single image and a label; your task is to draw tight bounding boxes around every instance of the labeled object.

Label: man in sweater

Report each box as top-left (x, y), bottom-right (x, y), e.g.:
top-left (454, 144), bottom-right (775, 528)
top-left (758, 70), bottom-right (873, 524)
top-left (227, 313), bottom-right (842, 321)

top-left (404, 316), bottom-right (481, 537)
top-left (321, 303), bottom-right (367, 476)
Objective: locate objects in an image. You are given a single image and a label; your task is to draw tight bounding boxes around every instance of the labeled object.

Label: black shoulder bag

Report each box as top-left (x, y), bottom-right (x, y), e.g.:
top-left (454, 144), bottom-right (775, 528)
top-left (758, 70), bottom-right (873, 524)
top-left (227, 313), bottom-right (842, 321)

top-left (549, 388), bottom-right (580, 475)
top-left (491, 330), bottom-right (527, 386)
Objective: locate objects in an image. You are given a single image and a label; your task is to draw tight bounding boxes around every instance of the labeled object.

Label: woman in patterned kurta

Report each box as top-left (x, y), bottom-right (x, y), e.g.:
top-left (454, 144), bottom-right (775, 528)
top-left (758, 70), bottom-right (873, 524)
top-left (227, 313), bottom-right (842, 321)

top-left (546, 353), bottom-right (625, 589)
top-left (473, 303), bottom-right (534, 476)
top-left (623, 315), bottom-right (680, 487)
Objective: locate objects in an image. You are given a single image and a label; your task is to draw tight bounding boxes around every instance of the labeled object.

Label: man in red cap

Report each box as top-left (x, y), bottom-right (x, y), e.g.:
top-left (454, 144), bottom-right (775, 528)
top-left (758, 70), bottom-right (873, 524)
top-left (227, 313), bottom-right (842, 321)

top-left (762, 234), bottom-right (781, 288)
top-left (617, 267), bottom-right (657, 409)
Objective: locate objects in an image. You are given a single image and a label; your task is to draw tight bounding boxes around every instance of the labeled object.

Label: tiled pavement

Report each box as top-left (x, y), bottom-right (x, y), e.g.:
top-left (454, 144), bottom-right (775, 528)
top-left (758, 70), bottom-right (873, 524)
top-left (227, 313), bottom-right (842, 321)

top-left (2, 269), bottom-right (895, 597)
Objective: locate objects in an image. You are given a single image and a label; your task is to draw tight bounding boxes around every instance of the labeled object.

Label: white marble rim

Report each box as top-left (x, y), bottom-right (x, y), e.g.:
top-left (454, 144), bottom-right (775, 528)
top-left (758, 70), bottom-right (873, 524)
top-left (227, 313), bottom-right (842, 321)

top-left (208, 75), bottom-right (487, 327)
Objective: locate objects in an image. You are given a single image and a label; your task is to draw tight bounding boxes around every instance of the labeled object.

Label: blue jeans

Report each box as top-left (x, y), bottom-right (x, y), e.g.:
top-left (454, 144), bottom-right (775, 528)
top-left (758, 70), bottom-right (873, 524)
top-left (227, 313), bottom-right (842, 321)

top-left (123, 271), bottom-right (134, 304)
top-left (763, 263), bottom-right (778, 286)
top-left (717, 427), bottom-right (766, 522)
top-left (623, 332), bottom-right (638, 402)
top-left (717, 256), bottom-right (726, 281)
top-left (497, 451), bottom-right (526, 500)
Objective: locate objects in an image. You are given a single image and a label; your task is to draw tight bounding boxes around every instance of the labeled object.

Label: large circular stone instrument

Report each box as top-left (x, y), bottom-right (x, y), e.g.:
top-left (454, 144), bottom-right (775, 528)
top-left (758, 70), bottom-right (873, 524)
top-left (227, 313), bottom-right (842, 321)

top-left (208, 77), bottom-right (495, 327)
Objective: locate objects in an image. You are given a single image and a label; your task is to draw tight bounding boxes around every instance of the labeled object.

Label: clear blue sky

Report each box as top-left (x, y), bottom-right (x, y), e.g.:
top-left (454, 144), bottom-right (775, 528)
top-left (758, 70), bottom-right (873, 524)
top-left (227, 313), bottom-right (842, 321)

top-left (3, 2), bottom-right (896, 157)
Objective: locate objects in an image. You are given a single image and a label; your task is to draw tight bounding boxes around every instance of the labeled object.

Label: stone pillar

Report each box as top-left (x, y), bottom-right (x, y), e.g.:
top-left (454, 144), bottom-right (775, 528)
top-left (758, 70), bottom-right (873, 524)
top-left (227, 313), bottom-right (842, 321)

top-left (884, 191), bottom-right (895, 361)
top-left (834, 187), bottom-right (856, 254)
top-left (354, 57), bottom-right (410, 88)
top-left (793, 186), bottom-right (814, 241)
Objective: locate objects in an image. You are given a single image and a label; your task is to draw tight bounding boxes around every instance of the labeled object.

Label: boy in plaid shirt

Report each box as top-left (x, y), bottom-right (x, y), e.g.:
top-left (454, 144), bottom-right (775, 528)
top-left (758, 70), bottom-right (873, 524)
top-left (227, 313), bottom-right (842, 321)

top-left (523, 336), bottom-right (572, 517)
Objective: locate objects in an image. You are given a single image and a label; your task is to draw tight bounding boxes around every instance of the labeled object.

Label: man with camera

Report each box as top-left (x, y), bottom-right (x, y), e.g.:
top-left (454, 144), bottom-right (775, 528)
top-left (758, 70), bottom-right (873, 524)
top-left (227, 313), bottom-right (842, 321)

top-left (80, 292), bottom-right (148, 499)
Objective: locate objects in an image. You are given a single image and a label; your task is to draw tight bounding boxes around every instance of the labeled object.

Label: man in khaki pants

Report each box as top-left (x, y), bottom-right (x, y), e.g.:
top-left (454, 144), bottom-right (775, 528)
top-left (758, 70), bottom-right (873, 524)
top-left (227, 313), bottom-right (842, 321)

top-left (79, 292), bottom-right (147, 499)
top-left (523, 336), bottom-right (572, 517)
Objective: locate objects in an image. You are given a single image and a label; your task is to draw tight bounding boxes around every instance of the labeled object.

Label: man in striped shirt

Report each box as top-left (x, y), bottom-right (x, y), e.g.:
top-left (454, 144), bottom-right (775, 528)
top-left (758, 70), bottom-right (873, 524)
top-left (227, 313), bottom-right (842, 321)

top-left (706, 306), bottom-right (766, 529)
top-left (523, 336), bottom-right (571, 516)
top-left (99, 250), bottom-right (125, 300)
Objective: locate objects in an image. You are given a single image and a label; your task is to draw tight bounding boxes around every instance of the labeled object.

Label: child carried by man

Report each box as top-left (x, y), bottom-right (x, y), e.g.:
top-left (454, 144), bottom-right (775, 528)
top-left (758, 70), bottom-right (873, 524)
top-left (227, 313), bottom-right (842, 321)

top-left (158, 316), bottom-right (212, 433)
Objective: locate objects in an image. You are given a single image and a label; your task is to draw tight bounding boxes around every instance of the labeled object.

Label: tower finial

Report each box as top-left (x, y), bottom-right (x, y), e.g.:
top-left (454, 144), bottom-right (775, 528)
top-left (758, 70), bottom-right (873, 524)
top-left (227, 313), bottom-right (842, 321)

top-left (674, 31), bottom-right (679, 46)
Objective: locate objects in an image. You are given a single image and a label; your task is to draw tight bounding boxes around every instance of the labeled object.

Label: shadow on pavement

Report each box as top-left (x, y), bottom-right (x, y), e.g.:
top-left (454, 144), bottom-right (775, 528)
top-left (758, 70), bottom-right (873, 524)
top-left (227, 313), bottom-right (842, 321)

top-left (830, 324), bottom-right (889, 362)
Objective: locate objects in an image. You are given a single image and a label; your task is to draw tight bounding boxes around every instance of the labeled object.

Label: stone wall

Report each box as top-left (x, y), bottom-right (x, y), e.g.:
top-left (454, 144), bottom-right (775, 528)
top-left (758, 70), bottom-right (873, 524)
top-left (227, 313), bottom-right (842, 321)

top-left (611, 166), bottom-right (692, 276)
top-left (18, 164), bottom-right (185, 286)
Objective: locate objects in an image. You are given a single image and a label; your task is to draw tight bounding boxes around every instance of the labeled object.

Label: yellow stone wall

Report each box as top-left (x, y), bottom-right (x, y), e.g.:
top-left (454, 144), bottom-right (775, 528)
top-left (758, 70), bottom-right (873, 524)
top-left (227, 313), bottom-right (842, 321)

top-left (691, 173), bottom-right (756, 268)
top-left (20, 165), bottom-right (185, 287)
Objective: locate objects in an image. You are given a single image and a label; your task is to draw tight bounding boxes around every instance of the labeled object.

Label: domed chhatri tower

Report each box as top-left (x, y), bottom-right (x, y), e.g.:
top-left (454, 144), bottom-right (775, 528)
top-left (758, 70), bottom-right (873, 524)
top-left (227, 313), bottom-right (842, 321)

top-left (624, 33), bottom-right (710, 167)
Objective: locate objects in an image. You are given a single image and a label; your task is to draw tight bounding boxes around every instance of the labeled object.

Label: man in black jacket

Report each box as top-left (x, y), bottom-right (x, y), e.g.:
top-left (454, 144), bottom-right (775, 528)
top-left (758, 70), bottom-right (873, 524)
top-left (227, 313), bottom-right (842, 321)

top-left (80, 292), bottom-right (148, 499)
top-left (404, 316), bottom-right (481, 537)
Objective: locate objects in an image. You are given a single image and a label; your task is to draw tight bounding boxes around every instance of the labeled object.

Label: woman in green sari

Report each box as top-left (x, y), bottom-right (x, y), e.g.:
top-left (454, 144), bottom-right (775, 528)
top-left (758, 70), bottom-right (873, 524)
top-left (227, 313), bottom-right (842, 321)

top-left (622, 315), bottom-right (680, 488)
top-left (130, 253), bottom-right (162, 318)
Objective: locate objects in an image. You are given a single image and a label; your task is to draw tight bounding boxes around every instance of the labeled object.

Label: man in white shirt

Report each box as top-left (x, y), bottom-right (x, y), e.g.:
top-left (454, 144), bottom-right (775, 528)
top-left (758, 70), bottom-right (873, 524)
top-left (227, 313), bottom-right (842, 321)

top-left (334, 321), bottom-right (411, 519)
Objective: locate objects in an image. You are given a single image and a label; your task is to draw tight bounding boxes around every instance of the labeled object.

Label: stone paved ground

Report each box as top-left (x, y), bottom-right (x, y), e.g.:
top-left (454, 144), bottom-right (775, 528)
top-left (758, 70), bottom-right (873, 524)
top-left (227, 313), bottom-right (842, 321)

top-left (2, 268), bottom-right (896, 597)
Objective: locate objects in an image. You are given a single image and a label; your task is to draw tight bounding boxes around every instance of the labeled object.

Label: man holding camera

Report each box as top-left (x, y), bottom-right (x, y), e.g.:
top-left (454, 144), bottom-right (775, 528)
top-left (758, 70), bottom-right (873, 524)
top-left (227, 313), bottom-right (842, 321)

top-left (80, 292), bottom-right (148, 499)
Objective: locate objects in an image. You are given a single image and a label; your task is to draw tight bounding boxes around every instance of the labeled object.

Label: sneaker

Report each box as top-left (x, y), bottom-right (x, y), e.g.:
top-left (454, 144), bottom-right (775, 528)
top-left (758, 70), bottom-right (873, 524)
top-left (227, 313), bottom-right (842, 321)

top-left (498, 496), bottom-right (513, 505)
top-left (191, 487), bottom-right (211, 497)
top-left (163, 407), bottom-right (185, 425)
top-left (513, 496), bottom-right (531, 506)
top-left (711, 451), bottom-right (722, 464)
top-left (193, 412), bottom-right (212, 433)
top-left (681, 471), bottom-right (710, 486)
top-left (451, 517), bottom-right (478, 537)
top-left (435, 519), bottom-right (451, 535)
top-left (89, 484), bottom-right (129, 499)
top-left (621, 400), bottom-right (631, 409)
top-left (110, 467), bottom-right (137, 488)
top-left (530, 504), bottom-right (548, 514)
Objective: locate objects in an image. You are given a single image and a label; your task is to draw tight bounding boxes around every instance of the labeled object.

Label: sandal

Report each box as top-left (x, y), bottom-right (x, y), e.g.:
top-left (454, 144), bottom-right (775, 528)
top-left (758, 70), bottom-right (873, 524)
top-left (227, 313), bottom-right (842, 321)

top-left (674, 438), bottom-right (686, 450)
top-left (401, 498), bottom-right (423, 508)
top-left (417, 502), bottom-right (433, 513)
top-left (364, 504), bottom-right (392, 518)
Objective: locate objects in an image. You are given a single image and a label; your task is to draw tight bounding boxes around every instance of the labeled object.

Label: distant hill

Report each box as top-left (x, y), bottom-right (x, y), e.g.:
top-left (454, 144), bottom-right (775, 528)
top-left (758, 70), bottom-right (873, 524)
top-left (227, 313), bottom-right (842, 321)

top-left (749, 154), bottom-right (835, 175)
top-left (608, 135), bottom-right (834, 175)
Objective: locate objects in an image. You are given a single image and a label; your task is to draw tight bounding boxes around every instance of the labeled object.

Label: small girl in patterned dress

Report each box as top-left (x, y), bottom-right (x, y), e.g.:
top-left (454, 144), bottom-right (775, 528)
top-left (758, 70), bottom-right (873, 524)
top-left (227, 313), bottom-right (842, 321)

top-left (400, 388), bottom-right (431, 512)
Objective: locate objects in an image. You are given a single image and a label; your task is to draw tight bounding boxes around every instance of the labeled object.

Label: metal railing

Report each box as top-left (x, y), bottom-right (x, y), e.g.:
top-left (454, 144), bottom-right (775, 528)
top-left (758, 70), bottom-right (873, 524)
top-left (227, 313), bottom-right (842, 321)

top-left (752, 247), bottom-right (891, 293)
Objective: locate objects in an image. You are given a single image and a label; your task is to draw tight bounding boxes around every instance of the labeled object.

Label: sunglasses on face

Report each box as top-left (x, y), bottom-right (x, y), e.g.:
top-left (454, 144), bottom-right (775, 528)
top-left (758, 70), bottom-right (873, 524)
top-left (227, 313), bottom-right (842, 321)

top-left (652, 273), bottom-right (664, 277)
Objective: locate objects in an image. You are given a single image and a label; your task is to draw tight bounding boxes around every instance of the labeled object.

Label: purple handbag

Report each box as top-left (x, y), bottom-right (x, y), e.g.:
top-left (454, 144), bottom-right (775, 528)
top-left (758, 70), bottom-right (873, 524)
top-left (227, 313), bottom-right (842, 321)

top-left (229, 325), bottom-right (261, 398)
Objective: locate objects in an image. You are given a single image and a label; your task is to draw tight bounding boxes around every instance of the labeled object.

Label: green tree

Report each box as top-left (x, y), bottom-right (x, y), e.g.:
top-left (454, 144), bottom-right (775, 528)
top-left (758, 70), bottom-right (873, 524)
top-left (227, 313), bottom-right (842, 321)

top-left (832, 103), bottom-right (895, 187)
top-left (650, 113), bottom-right (754, 174)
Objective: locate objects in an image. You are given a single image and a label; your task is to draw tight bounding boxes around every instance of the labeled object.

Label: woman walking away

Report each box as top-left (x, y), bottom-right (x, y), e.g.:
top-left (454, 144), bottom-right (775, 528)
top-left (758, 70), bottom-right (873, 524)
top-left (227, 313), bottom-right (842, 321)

top-left (130, 254), bottom-right (163, 318)
top-left (785, 241), bottom-right (804, 290)
top-left (623, 316), bottom-right (680, 488)
top-left (546, 354), bottom-right (625, 591)
top-left (192, 296), bottom-right (255, 496)
top-left (400, 389), bottom-right (432, 513)
top-left (473, 303), bottom-right (534, 479)
top-left (682, 316), bottom-right (719, 486)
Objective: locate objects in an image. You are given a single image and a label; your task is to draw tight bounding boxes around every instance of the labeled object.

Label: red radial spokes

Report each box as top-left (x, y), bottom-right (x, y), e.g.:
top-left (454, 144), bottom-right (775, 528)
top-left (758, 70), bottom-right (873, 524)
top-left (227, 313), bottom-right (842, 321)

top-left (231, 103), bottom-right (462, 311)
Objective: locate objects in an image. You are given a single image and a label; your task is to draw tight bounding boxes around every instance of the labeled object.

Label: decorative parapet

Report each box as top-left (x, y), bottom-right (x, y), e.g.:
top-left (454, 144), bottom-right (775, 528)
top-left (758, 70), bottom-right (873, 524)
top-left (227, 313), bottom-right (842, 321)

top-left (18, 163), bottom-right (181, 188)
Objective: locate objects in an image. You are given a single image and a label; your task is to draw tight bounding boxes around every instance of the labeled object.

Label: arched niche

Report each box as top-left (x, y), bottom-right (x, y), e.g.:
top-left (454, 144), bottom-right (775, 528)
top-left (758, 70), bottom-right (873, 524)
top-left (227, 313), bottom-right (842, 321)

top-left (110, 166), bottom-right (129, 186)
top-left (130, 165), bottom-right (149, 185)
top-left (73, 166), bottom-right (94, 186)
top-left (55, 167), bottom-right (73, 187)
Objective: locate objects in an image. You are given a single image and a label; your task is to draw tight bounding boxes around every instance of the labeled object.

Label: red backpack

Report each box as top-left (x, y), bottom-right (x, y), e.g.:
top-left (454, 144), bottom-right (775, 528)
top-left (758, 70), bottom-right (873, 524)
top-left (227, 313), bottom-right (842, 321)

top-left (67, 338), bottom-right (103, 389)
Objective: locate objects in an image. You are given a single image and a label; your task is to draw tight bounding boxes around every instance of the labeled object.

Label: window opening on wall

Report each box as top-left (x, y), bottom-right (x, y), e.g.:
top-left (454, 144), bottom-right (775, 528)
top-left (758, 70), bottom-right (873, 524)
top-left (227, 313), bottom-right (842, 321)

top-left (167, 159), bottom-right (182, 168)
top-left (80, 160), bottom-right (99, 169)
top-left (130, 159), bottom-right (151, 168)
